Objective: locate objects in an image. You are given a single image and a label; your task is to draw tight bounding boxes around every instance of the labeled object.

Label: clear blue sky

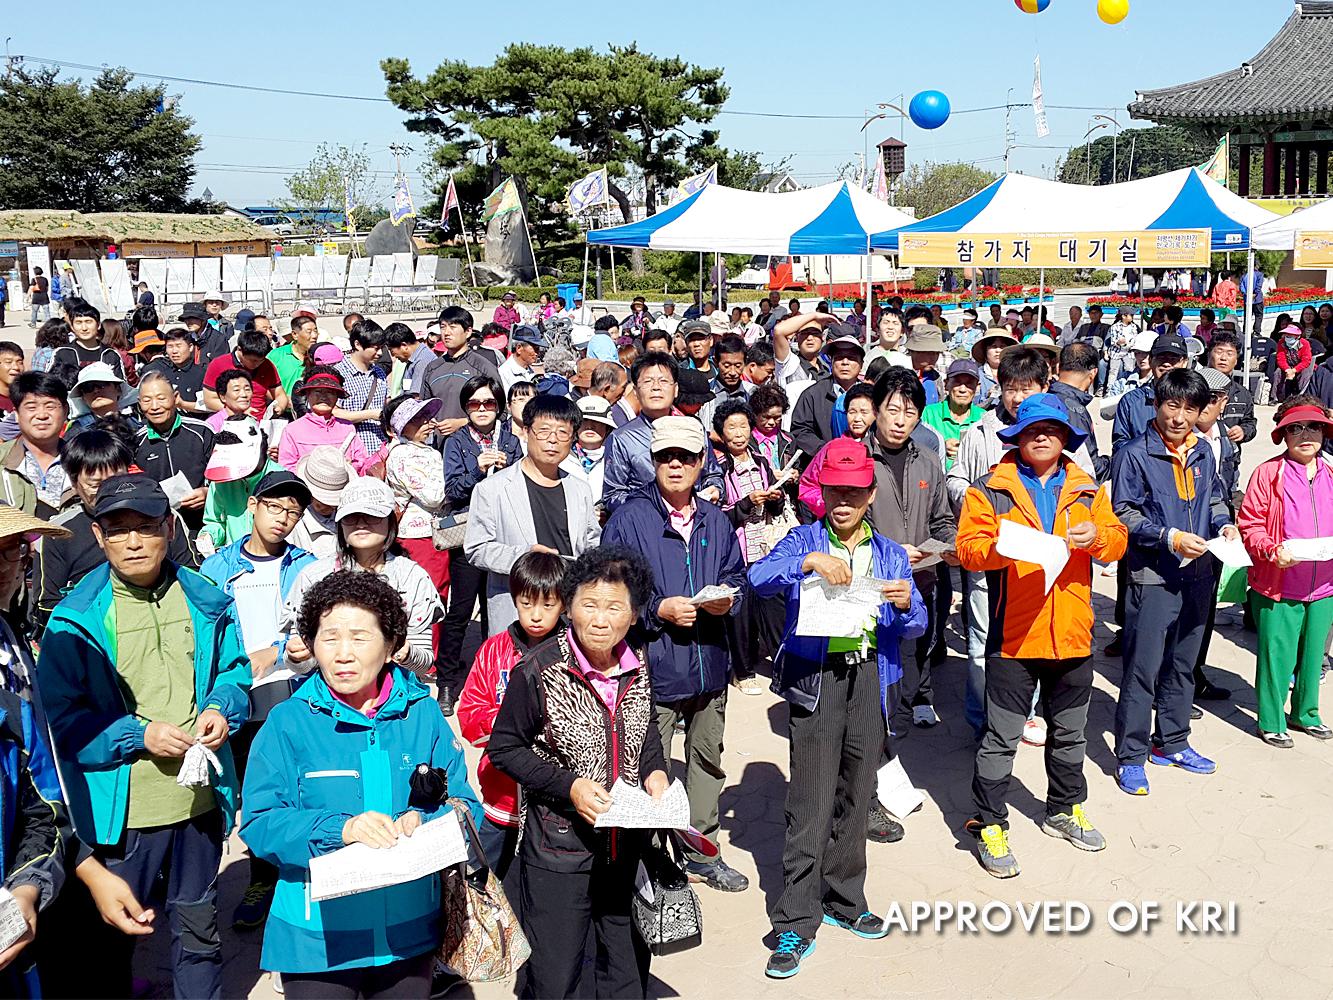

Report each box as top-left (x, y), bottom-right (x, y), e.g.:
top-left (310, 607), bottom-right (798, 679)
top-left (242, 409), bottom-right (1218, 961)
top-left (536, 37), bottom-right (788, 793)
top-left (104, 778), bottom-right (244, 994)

top-left (6, 0), bottom-right (1295, 207)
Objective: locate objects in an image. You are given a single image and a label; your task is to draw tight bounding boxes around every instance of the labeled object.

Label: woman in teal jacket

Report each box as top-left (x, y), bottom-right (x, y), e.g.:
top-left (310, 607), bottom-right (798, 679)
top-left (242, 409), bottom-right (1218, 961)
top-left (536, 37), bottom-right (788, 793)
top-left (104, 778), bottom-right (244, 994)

top-left (240, 570), bottom-right (481, 998)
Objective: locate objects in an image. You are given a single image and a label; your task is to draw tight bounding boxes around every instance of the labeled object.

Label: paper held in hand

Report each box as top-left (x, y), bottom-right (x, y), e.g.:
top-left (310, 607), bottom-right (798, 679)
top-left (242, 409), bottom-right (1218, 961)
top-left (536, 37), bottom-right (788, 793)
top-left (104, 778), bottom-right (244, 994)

top-left (309, 812), bottom-right (470, 902)
top-left (996, 520), bottom-right (1069, 594)
top-left (1181, 535), bottom-right (1252, 569)
top-left (876, 757), bottom-right (925, 821)
top-left (1283, 536), bottom-right (1333, 563)
top-left (688, 585), bottom-right (740, 607)
top-left (795, 575), bottom-right (895, 638)
top-left (593, 779), bottom-right (691, 829)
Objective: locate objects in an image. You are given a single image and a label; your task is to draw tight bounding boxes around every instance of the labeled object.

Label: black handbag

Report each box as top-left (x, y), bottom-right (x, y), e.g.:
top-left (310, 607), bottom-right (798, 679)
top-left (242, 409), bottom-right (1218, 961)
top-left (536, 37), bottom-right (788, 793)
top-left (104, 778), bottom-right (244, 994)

top-left (630, 843), bottom-right (702, 955)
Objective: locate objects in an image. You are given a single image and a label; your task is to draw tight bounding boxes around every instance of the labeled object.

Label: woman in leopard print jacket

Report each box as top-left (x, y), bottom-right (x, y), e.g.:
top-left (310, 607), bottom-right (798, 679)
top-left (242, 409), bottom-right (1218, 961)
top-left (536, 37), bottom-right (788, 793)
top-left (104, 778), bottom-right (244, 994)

top-left (490, 546), bottom-right (670, 1000)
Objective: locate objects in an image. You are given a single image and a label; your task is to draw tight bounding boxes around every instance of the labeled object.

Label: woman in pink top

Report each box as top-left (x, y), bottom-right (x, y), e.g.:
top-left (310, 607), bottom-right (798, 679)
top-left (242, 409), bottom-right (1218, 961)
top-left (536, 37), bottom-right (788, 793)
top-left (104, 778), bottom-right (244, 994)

top-left (798, 382), bottom-right (877, 517)
top-left (1238, 396), bottom-right (1333, 747)
top-left (1271, 324), bottom-right (1315, 402)
top-left (277, 366), bottom-right (373, 473)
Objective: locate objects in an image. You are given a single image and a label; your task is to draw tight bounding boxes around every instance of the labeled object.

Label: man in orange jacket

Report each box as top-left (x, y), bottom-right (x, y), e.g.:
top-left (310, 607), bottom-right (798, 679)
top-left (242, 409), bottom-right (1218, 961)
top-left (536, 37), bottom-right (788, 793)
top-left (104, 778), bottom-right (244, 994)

top-left (956, 394), bottom-right (1127, 878)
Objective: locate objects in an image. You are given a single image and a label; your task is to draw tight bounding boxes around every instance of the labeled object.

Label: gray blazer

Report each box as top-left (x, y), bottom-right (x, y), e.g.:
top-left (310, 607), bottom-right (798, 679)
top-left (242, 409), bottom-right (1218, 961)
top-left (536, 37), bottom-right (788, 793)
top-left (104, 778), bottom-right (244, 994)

top-left (463, 462), bottom-right (601, 635)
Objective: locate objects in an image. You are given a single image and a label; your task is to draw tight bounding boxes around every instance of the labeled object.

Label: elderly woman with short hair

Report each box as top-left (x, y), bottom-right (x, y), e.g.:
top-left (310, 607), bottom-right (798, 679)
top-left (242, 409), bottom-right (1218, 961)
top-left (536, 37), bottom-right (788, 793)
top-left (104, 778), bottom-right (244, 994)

top-left (241, 571), bottom-right (481, 999)
top-left (488, 546), bottom-right (669, 1000)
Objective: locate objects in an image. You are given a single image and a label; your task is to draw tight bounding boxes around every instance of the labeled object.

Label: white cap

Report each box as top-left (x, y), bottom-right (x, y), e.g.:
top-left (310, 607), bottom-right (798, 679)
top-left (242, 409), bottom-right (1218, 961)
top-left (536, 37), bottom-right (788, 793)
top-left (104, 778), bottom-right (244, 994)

top-left (335, 477), bottom-right (396, 521)
top-left (1132, 331), bottom-right (1158, 352)
top-left (570, 324), bottom-right (594, 347)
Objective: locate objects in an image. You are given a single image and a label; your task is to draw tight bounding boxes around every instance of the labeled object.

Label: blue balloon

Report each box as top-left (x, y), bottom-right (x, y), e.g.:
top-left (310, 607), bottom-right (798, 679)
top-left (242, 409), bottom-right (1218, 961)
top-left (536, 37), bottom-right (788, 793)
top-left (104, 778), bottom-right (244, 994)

top-left (908, 90), bottom-right (951, 130)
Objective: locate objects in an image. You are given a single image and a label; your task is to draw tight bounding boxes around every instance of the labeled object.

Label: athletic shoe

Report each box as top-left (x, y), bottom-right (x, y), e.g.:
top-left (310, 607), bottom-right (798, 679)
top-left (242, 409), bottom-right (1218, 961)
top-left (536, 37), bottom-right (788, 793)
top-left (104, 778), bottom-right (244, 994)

top-left (765, 933), bottom-right (816, 978)
top-left (1021, 719), bottom-right (1046, 746)
top-left (1104, 634), bottom-right (1122, 656)
top-left (1195, 679), bottom-right (1231, 700)
top-left (1190, 704), bottom-right (1204, 720)
top-left (430, 966), bottom-right (463, 997)
top-left (976, 824), bottom-right (1019, 878)
top-left (1041, 803), bottom-right (1106, 852)
top-left (912, 704), bottom-right (940, 727)
top-left (736, 676), bottom-right (765, 696)
top-left (1116, 765), bottom-right (1150, 795)
top-left (231, 881), bottom-right (274, 930)
top-left (272, 972), bottom-right (283, 995)
top-left (1260, 730), bottom-right (1294, 748)
top-left (822, 907), bottom-right (889, 939)
top-left (867, 803), bottom-right (905, 843)
top-left (1150, 746), bottom-right (1217, 773)
top-left (1290, 720), bottom-right (1333, 741)
top-left (684, 858), bottom-right (749, 892)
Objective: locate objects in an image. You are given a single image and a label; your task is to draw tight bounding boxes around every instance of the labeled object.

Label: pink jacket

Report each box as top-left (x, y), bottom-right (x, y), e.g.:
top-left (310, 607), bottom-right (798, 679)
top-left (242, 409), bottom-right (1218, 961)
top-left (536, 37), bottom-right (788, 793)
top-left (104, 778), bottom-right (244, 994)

top-left (1239, 453), bottom-right (1333, 600)
top-left (277, 412), bottom-right (373, 474)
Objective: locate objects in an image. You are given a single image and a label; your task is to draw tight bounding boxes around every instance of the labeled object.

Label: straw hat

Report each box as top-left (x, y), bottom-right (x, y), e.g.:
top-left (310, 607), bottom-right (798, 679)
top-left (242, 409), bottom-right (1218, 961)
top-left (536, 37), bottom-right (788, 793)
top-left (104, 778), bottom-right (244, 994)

top-left (0, 504), bottom-right (72, 542)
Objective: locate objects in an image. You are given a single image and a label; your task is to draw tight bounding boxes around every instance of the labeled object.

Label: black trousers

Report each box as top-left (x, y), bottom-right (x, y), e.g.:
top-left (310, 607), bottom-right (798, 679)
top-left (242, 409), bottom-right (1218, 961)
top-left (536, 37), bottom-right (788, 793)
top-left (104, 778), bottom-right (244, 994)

top-left (437, 546), bottom-right (487, 693)
top-left (283, 952), bottom-right (433, 999)
top-left (903, 572), bottom-right (949, 711)
top-left (972, 657), bottom-right (1092, 829)
top-left (1194, 560), bottom-right (1223, 672)
top-left (729, 582), bottom-right (785, 678)
top-left (518, 857), bottom-right (650, 1000)
top-left (771, 653), bottom-right (882, 939)
top-left (1116, 579), bottom-right (1211, 765)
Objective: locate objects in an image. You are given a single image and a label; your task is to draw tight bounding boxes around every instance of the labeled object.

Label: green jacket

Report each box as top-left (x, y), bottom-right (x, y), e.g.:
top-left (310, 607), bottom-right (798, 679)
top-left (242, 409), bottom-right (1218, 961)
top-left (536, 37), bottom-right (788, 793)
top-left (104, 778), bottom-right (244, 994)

top-left (0, 438), bottom-right (40, 516)
top-left (920, 401), bottom-right (986, 470)
top-left (35, 562), bottom-right (251, 845)
top-left (201, 457), bottom-right (283, 549)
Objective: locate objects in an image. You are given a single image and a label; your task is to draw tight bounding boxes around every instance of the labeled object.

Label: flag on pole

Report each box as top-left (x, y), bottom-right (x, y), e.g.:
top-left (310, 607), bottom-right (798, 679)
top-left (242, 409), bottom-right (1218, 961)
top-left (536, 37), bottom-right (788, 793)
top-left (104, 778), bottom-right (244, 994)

top-left (440, 176), bottom-right (460, 228)
top-left (1032, 56), bottom-right (1050, 139)
top-left (1201, 135), bottom-right (1229, 186)
top-left (344, 181), bottom-right (355, 233)
top-left (390, 176), bottom-right (416, 226)
top-left (482, 177), bottom-right (522, 223)
top-left (871, 153), bottom-right (889, 202)
top-left (567, 167), bottom-right (609, 214)
top-left (677, 165), bottom-right (717, 202)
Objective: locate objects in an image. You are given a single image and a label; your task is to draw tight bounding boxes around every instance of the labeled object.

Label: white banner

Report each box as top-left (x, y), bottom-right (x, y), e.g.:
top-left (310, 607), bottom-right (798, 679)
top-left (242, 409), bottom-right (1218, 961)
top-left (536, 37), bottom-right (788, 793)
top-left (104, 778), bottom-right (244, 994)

top-left (1033, 56), bottom-right (1050, 140)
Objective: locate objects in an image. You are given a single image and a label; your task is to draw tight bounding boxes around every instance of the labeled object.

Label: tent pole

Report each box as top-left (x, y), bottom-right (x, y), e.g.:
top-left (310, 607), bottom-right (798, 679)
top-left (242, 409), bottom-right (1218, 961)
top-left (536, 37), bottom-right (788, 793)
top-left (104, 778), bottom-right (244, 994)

top-left (1039, 266), bottom-right (1045, 324)
top-left (610, 246), bottom-right (617, 295)
top-left (581, 241), bottom-right (590, 314)
top-left (1243, 248), bottom-right (1255, 379)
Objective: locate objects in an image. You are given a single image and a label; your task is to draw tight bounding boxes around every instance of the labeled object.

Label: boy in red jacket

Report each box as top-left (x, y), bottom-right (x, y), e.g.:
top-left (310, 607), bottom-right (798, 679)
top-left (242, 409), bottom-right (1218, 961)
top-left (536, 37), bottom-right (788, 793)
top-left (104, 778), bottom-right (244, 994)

top-left (458, 551), bottom-right (567, 877)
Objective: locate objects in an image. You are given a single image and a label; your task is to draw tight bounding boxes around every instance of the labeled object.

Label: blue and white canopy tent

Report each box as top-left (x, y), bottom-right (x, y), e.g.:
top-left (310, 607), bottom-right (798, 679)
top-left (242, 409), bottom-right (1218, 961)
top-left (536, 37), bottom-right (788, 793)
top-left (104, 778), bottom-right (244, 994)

top-left (583, 181), bottom-right (918, 307)
top-left (868, 167), bottom-right (1279, 253)
top-left (869, 166), bottom-right (1281, 369)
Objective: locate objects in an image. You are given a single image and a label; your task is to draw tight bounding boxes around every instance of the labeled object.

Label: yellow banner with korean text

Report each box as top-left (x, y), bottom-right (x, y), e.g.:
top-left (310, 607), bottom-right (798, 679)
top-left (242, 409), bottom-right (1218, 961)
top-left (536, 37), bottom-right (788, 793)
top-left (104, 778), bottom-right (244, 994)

top-left (1293, 231), bottom-right (1333, 269)
top-left (897, 230), bottom-right (1211, 269)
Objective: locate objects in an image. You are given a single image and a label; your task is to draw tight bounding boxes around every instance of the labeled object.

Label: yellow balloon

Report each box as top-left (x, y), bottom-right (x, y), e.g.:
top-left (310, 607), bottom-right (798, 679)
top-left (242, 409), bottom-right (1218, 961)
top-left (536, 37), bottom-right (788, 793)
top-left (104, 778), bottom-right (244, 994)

top-left (1098, 0), bottom-right (1128, 24)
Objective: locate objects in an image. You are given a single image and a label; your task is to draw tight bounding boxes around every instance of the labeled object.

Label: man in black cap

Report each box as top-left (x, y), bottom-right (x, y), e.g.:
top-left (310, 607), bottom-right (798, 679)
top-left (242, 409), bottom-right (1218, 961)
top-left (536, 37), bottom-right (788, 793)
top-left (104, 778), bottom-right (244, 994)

top-left (179, 301), bottom-right (231, 366)
top-left (37, 474), bottom-right (251, 1000)
top-left (200, 470), bottom-right (317, 930)
top-left (790, 326), bottom-right (865, 459)
top-left (1111, 333), bottom-right (1190, 452)
top-left (499, 325), bottom-right (544, 392)
top-left (682, 320), bottom-right (719, 382)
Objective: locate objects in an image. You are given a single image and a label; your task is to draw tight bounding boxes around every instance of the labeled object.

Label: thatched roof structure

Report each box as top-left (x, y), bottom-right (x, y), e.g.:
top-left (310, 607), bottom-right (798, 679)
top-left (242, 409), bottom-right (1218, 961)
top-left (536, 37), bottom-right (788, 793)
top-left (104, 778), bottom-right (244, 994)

top-left (0, 209), bottom-right (271, 244)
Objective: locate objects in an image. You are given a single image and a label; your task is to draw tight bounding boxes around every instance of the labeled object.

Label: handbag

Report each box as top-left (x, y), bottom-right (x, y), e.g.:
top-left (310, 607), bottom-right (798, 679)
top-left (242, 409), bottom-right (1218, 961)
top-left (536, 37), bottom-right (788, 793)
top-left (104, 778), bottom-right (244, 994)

top-left (761, 494), bottom-right (801, 555)
top-left (438, 799), bottom-right (530, 982)
top-left (432, 509), bottom-right (469, 551)
top-left (630, 843), bottom-right (703, 955)
top-left (1217, 561), bottom-right (1249, 604)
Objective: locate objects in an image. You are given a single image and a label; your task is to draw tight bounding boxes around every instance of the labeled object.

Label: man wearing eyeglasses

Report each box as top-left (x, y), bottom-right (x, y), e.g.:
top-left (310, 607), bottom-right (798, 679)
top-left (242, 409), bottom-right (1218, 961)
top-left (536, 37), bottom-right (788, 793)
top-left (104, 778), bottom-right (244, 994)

top-left (602, 416), bottom-right (750, 893)
top-left (36, 474), bottom-right (252, 1000)
top-left (200, 470), bottom-right (316, 932)
top-left (464, 395), bottom-right (601, 638)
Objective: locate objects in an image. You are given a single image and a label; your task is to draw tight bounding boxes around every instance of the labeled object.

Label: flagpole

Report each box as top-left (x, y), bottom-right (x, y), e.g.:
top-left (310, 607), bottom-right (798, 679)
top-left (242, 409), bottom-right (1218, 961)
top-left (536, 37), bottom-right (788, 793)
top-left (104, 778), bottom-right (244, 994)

top-left (456, 202), bottom-right (477, 286)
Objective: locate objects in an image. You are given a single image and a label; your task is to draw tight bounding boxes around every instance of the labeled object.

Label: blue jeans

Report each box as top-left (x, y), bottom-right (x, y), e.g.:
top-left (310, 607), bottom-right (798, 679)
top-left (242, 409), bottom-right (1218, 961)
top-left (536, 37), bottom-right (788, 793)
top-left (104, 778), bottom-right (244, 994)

top-left (29, 303), bottom-right (48, 325)
top-left (96, 810), bottom-right (224, 999)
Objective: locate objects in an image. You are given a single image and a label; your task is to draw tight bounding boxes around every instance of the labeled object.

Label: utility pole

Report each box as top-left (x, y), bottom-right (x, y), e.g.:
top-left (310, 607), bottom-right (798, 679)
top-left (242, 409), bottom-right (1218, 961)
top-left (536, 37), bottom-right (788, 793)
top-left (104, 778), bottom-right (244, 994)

top-left (4, 40), bottom-right (21, 80)
top-left (1004, 88), bottom-right (1015, 174)
top-left (388, 143), bottom-right (413, 182)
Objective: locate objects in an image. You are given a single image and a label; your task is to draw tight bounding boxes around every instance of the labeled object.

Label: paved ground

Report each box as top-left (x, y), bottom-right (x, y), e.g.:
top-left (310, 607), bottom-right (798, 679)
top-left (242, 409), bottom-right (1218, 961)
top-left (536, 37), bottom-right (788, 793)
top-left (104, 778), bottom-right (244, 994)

top-left (18, 296), bottom-right (1328, 997)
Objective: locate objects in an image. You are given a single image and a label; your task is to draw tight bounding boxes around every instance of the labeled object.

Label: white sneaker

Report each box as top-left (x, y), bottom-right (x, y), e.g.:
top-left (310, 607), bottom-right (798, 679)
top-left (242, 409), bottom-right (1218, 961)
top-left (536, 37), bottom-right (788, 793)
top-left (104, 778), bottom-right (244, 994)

top-left (737, 676), bottom-right (765, 696)
top-left (1022, 719), bottom-right (1047, 746)
top-left (912, 704), bottom-right (940, 727)
top-left (272, 972), bottom-right (283, 995)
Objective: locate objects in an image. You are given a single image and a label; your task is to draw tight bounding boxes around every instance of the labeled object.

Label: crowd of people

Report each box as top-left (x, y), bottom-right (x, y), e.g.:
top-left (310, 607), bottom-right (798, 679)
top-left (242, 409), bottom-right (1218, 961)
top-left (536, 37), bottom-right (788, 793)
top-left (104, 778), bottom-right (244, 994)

top-left (0, 277), bottom-right (1321, 997)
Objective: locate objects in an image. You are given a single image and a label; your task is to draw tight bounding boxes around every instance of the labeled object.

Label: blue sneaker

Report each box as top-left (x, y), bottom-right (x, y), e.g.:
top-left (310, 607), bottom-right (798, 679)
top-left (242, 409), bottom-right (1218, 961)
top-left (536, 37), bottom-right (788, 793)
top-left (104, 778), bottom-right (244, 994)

top-left (1150, 746), bottom-right (1216, 773)
top-left (765, 932), bottom-right (816, 978)
top-left (1116, 765), bottom-right (1150, 795)
top-left (822, 908), bottom-right (890, 939)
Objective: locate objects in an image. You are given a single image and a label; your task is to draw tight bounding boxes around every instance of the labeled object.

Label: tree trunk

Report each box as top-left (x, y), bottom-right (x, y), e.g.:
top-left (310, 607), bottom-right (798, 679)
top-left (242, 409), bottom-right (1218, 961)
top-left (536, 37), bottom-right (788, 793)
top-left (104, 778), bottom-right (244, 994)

top-left (608, 183), bottom-right (645, 277)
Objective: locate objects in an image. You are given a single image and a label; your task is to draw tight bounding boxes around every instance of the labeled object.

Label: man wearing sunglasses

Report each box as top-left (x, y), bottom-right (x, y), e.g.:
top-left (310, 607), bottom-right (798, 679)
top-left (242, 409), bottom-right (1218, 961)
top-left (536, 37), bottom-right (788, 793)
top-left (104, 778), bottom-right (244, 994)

top-left (36, 474), bottom-right (252, 1000)
top-left (603, 416), bottom-right (750, 893)
top-left (199, 470), bottom-right (316, 933)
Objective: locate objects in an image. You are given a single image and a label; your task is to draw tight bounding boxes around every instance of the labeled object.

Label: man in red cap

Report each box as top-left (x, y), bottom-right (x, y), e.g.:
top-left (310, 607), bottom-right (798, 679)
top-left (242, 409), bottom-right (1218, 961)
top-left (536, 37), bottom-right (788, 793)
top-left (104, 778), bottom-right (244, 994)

top-left (750, 438), bottom-right (927, 979)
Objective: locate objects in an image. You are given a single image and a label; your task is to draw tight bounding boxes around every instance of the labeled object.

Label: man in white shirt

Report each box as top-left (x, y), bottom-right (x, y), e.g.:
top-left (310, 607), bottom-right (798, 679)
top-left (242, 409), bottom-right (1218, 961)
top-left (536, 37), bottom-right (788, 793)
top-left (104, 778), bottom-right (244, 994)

top-left (657, 299), bottom-right (682, 336)
top-left (1058, 306), bottom-right (1084, 346)
top-left (498, 325), bottom-right (543, 391)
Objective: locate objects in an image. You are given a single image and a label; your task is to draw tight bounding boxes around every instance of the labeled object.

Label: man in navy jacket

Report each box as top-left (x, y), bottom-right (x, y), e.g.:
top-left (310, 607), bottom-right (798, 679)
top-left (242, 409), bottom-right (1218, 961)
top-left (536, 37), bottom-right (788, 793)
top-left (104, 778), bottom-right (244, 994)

top-left (750, 438), bottom-right (926, 980)
top-left (602, 415), bottom-right (748, 892)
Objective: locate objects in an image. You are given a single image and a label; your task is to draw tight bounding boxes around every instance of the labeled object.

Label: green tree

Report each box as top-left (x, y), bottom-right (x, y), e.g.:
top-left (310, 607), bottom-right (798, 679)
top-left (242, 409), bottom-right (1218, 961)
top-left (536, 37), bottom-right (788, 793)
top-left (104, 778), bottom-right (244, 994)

top-left (1056, 125), bottom-right (1213, 185)
top-left (382, 43), bottom-right (728, 249)
top-left (283, 143), bottom-right (376, 226)
top-left (0, 66), bottom-right (203, 212)
top-left (897, 162), bottom-right (999, 220)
